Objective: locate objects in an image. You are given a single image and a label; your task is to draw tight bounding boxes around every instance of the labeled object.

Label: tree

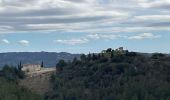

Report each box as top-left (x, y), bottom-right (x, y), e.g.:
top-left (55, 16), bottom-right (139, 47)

top-left (3, 65), bottom-right (25, 80)
top-left (56, 59), bottom-right (67, 72)
top-left (80, 54), bottom-right (86, 61)
top-left (106, 48), bottom-right (112, 53)
top-left (87, 53), bottom-right (92, 60)
top-left (17, 61), bottom-right (22, 71)
top-left (57, 60), bottom-right (67, 67)
top-left (0, 77), bottom-right (41, 100)
top-left (111, 51), bottom-right (114, 58)
top-left (98, 53), bottom-right (101, 59)
top-left (131, 95), bottom-right (138, 100)
top-left (151, 53), bottom-right (166, 59)
top-left (126, 52), bottom-right (137, 57)
top-left (41, 61), bottom-right (44, 68)
top-left (92, 53), bottom-right (97, 60)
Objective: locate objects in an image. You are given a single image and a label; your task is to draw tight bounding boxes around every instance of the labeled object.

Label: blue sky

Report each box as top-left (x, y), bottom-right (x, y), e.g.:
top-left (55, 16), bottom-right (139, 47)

top-left (0, 0), bottom-right (170, 54)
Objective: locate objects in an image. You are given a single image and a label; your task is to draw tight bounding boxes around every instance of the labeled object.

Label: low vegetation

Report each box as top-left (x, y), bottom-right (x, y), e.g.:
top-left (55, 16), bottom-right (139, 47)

top-left (0, 65), bottom-right (42, 100)
top-left (1, 65), bottom-right (24, 81)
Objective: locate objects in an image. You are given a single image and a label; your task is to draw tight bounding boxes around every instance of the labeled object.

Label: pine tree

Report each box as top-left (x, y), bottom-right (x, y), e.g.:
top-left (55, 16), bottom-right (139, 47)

top-left (87, 53), bottom-right (91, 60)
top-left (92, 53), bottom-right (97, 60)
top-left (80, 54), bottom-right (86, 61)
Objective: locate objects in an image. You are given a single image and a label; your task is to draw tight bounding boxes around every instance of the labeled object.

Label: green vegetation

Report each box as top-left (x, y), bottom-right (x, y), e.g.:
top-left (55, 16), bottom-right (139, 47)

top-left (0, 65), bottom-right (42, 100)
top-left (2, 65), bottom-right (25, 81)
top-left (151, 53), bottom-right (166, 59)
top-left (45, 48), bottom-right (170, 100)
top-left (1, 48), bottom-right (170, 100)
top-left (0, 77), bottom-right (42, 100)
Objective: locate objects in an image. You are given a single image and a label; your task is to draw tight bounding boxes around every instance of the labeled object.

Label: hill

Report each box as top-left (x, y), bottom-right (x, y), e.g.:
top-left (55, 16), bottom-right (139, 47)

top-left (19, 68), bottom-right (56, 95)
top-left (0, 52), bottom-right (80, 68)
top-left (45, 49), bottom-right (170, 100)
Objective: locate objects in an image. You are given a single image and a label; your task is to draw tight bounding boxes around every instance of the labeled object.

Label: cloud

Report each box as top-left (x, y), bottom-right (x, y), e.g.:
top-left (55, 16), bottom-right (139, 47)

top-left (0, 0), bottom-right (169, 34)
top-left (134, 15), bottom-right (170, 21)
top-left (139, 0), bottom-right (170, 9)
top-left (87, 32), bottom-right (161, 40)
top-left (18, 40), bottom-right (30, 46)
top-left (87, 34), bottom-right (100, 39)
top-left (0, 0), bottom-right (129, 33)
top-left (54, 32), bottom-right (161, 45)
top-left (87, 33), bottom-right (123, 40)
top-left (128, 33), bottom-right (161, 40)
top-left (54, 38), bottom-right (89, 45)
top-left (0, 39), bottom-right (10, 44)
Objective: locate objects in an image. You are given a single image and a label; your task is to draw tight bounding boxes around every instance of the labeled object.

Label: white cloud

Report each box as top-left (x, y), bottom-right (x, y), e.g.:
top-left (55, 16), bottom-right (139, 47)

top-left (87, 32), bottom-right (162, 40)
top-left (99, 34), bottom-right (122, 39)
top-left (0, 0), bottom-right (130, 34)
top-left (134, 15), bottom-right (170, 21)
top-left (0, 39), bottom-right (10, 44)
top-left (128, 33), bottom-right (161, 40)
top-left (0, 0), bottom-right (169, 34)
top-left (87, 33), bottom-right (125, 40)
top-left (87, 34), bottom-right (100, 39)
top-left (18, 40), bottom-right (30, 46)
top-left (139, 0), bottom-right (170, 9)
top-left (54, 38), bottom-right (89, 45)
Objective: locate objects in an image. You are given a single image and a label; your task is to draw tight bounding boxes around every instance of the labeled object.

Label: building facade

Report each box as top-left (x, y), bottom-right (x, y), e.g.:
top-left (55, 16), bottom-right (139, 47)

top-left (22, 64), bottom-right (41, 73)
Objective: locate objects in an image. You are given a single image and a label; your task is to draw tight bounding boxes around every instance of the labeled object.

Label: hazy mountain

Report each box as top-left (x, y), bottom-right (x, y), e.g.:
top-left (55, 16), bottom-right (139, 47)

top-left (0, 52), bottom-right (80, 68)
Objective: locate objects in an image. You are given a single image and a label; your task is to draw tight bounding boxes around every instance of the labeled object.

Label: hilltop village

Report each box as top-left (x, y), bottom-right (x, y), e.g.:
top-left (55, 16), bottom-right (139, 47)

top-left (102, 47), bottom-right (128, 54)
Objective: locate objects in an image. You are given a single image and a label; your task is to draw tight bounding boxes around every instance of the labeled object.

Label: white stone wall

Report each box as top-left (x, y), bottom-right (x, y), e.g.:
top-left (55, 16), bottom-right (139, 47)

top-left (22, 64), bottom-right (41, 73)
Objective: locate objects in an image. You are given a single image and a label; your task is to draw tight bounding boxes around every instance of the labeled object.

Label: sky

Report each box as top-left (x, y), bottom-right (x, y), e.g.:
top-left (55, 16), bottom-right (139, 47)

top-left (0, 0), bottom-right (170, 54)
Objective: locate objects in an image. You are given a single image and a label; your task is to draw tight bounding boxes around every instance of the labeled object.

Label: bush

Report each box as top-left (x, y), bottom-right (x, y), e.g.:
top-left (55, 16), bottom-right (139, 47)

top-left (151, 53), bottom-right (166, 59)
top-left (2, 65), bottom-right (25, 81)
top-left (0, 77), bottom-right (42, 100)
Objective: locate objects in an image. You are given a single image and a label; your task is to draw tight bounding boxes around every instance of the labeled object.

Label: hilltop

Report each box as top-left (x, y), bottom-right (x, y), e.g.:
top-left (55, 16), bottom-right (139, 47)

top-left (45, 48), bottom-right (170, 100)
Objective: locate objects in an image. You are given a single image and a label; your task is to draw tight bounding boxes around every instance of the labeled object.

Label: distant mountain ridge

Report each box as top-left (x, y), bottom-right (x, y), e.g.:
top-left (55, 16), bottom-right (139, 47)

top-left (0, 52), bottom-right (80, 68)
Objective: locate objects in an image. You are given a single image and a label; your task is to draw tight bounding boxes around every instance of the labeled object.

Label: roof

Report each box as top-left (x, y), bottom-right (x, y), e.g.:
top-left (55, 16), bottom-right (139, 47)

top-left (23, 64), bottom-right (41, 67)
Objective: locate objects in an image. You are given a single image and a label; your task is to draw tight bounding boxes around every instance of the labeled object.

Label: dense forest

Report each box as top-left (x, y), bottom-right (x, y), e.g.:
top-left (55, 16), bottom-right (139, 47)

top-left (0, 65), bottom-right (41, 100)
top-left (45, 48), bottom-right (170, 100)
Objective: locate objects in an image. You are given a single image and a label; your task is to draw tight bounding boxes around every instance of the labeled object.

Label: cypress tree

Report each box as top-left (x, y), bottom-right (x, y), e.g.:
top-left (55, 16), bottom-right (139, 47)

top-left (18, 61), bottom-right (22, 71)
top-left (41, 61), bottom-right (44, 68)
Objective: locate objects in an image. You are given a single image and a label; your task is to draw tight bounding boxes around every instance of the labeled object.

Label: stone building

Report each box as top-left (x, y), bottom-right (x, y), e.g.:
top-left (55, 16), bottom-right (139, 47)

top-left (115, 47), bottom-right (124, 52)
top-left (101, 50), bottom-right (107, 53)
top-left (22, 64), bottom-right (41, 73)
